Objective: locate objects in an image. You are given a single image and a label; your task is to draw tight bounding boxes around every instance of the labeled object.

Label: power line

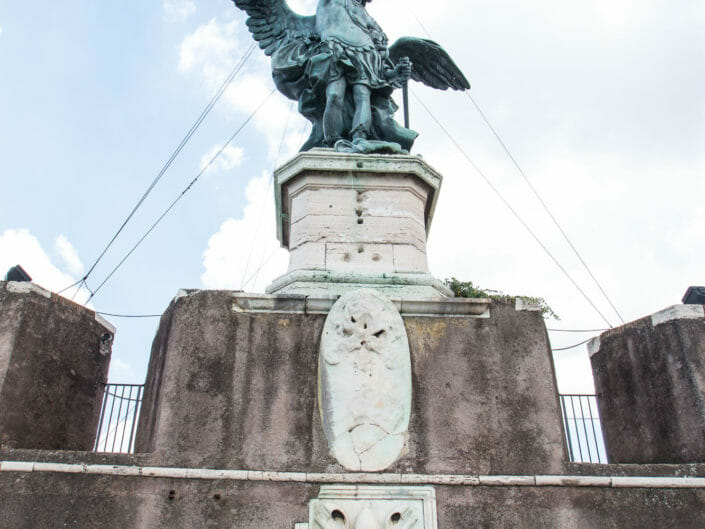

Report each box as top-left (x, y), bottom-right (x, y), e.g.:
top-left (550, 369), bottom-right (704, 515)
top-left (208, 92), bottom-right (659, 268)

top-left (464, 92), bottom-right (625, 325)
top-left (411, 89), bottom-right (614, 329)
top-left (241, 247), bottom-right (282, 290)
top-left (552, 337), bottom-right (595, 351)
top-left (59, 43), bottom-right (257, 293)
top-left (548, 328), bottom-right (609, 333)
top-left (239, 101), bottom-right (295, 290)
top-left (86, 89), bottom-right (276, 302)
top-left (96, 312), bottom-right (161, 319)
top-left (407, 5), bottom-right (623, 327)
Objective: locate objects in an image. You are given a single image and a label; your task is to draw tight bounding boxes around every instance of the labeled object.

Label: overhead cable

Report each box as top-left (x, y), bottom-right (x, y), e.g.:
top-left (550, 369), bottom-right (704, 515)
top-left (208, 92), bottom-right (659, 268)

top-left (411, 89), bottom-right (614, 329)
top-left (239, 101), bottom-right (295, 290)
top-left (86, 89), bottom-right (276, 302)
top-left (552, 337), bottom-right (595, 351)
top-left (547, 328), bottom-right (609, 333)
top-left (58, 43), bottom-right (257, 294)
top-left (464, 92), bottom-right (625, 325)
top-left (407, 6), bottom-right (623, 326)
top-left (96, 312), bottom-right (162, 319)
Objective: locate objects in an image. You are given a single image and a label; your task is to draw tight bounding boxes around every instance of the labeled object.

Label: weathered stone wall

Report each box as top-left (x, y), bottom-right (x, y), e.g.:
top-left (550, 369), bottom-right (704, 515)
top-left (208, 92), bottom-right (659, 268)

top-left (590, 304), bottom-right (705, 463)
top-left (1, 452), bottom-right (704, 529)
top-left (136, 290), bottom-right (565, 475)
top-left (0, 281), bottom-right (113, 451)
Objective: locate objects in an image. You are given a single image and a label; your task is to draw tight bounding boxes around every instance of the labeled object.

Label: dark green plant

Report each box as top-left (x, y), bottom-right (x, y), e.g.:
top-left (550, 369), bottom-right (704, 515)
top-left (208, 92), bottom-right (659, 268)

top-left (444, 278), bottom-right (560, 320)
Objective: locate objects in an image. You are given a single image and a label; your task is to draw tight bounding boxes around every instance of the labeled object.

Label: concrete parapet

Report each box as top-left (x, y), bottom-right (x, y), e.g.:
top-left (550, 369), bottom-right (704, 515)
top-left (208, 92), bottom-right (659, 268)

top-left (136, 290), bottom-right (565, 475)
top-left (0, 281), bottom-right (114, 451)
top-left (589, 304), bottom-right (705, 463)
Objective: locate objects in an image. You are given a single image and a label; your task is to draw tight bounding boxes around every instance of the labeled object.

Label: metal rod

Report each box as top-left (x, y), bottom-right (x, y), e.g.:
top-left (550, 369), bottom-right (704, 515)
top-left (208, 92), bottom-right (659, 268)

top-left (111, 385), bottom-right (127, 453)
top-left (577, 396), bottom-right (593, 462)
top-left (126, 385), bottom-right (141, 454)
top-left (569, 397), bottom-right (584, 462)
top-left (104, 385), bottom-right (119, 452)
top-left (118, 385), bottom-right (132, 452)
top-left (403, 83), bottom-right (410, 129)
top-left (587, 397), bottom-right (601, 463)
top-left (560, 396), bottom-right (575, 462)
top-left (93, 384), bottom-right (109, 451)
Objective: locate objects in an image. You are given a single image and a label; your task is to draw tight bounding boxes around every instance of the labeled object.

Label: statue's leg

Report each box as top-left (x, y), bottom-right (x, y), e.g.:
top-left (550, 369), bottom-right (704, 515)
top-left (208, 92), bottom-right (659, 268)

top-left (351, 84), bottom-right (372, 140)
top-left (323, 78), bottom-right (347, 146)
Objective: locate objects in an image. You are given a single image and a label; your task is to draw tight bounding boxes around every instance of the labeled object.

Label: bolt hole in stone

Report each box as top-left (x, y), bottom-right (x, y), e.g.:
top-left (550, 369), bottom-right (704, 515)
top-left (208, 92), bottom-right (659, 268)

top-left (351, 316), bottom-right (357, 323)
top-left (373, 329), bottom-right (385, 338)
top-left (372, 253), bottom-right (381, 262)
top-left (391, 512), bottom-right (402, 524)
top-left (168, 490), bottom-right (176, 501)
top-left (332, 510), bottom-right (346, 523)
top-left (355, 208), bottom-right (363, 217)
top-left (213, 493), bottom-right (221, 501)
top-left (358, 246), bottom-right (364, 253)
top-left (357, 218), bottom-right (364, 224)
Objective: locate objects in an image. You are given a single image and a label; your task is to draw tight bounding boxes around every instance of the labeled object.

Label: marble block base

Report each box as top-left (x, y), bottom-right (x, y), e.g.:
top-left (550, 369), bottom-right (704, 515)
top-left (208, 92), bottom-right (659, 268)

top-left (301, 485), bottom-right (437, 529)
top-left (268, 150), bottom-right (450, 300)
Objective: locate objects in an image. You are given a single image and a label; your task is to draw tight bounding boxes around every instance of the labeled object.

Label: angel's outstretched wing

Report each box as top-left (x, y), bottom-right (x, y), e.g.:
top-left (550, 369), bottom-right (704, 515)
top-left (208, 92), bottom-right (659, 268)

top-left (388, 37), bottom-right (470, 91)
top-left (233, 0), bottom-right (317, 56)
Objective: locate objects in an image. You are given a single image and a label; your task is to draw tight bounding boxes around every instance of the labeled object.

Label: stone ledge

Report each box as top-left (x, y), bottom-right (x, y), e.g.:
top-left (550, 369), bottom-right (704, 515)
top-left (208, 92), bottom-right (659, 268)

top-left (650, 304), bottom-right (705, 327)
top-left (228, 292), bottom-right (490, 318)
top-left (265, 269), bottom-right (454, 300)
top-left (4, 461), bottom-right (705, 489)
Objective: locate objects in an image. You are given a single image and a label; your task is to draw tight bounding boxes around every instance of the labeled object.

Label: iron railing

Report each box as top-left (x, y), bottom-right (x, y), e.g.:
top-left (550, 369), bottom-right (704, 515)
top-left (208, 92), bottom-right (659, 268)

top-left (94, 383), bottom-right (144, 453)
top-left (560, 394), bottom-right (608, 464)
top-left (92, 385), bottom-right (607, 462)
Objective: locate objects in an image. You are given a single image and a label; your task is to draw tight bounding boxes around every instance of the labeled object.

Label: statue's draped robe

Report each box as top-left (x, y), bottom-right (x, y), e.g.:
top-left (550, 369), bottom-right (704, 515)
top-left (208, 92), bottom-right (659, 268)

top-left (270, 0), bottom-right (418, 150)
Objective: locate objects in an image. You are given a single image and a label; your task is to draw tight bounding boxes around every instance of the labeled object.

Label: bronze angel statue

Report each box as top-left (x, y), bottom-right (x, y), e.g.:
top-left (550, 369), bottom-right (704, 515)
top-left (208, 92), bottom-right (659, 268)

top-left (232, 0), bottom-right (470, 154)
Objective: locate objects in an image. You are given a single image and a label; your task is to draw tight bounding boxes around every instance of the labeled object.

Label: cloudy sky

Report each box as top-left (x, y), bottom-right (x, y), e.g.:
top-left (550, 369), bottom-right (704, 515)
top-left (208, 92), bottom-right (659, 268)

top-left (1, 0), bottom-right (703, 391)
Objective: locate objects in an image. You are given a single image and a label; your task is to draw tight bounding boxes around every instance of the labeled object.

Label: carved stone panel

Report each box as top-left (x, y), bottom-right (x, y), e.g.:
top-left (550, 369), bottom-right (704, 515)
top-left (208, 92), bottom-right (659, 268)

top-left (319, 289), bottom-right (412, 471)
top-left (306, 485), bottom-right (437, 529)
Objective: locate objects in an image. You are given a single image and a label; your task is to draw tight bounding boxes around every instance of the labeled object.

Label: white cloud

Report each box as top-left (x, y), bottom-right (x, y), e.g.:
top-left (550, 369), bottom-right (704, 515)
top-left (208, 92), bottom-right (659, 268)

top-left (200, 144), bottom-right (245, 172)
top-left (0, 229), bottom-right (91, 304)
top-left (178, 17), bottom-right (241, 75)
top-left (108, 358), bottom-right (138, 383)
top-left (178, 15), bottom-right (309, 153)
top-left (162, 0), bottom-right (196, 23)
top-left (201, 172), bottom-right (288, 292)
top-left (54, 234), bottom-right (84, 277)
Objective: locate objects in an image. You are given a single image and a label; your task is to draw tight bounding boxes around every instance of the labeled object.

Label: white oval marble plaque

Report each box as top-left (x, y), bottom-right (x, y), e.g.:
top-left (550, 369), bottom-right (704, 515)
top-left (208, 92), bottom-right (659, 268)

top-left (319, 289), bottom-right (412, 471)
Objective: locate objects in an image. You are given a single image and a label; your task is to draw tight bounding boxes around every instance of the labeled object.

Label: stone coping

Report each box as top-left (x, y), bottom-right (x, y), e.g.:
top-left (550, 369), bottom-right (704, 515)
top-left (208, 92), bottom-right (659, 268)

top-left (2, 461), bottom-right (705, 489)
top-left (587, 303), bottom-right (705, 357)
top-left (229, 292), bottom-right (490, 318)
top-left (265, 270), bottom-right (455, 298)
top-left (1, 281), bottom-right (116, 334)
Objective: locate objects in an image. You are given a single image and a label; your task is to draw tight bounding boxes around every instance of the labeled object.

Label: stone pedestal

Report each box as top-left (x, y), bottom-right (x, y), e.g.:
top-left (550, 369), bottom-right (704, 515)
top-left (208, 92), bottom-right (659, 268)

top-left (588, 304), bottom-right (705, 463)
top-left (267, 150), bottom-right (451, 299)
top-left (0, 281), bottom-right (114, 450)
top-left (136, 290), bottom-right (565, 475)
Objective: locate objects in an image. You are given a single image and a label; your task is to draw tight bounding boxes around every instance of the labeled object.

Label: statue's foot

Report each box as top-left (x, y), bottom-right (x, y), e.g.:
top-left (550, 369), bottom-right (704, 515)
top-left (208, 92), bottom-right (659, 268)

top-left (334, 138), bottom-right (408, 155)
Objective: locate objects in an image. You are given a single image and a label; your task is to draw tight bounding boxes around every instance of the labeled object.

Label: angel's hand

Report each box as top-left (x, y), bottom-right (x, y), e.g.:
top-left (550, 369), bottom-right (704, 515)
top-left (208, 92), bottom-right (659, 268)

top-left (394, 57), bottom-right (412, 82)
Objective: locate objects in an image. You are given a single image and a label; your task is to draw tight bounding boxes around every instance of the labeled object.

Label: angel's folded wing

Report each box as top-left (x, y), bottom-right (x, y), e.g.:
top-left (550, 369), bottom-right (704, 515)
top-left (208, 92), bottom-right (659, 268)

top-left (389, 37), bottom-right (470, 91)
top-left (233, 0), bottom-right (317, 56)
